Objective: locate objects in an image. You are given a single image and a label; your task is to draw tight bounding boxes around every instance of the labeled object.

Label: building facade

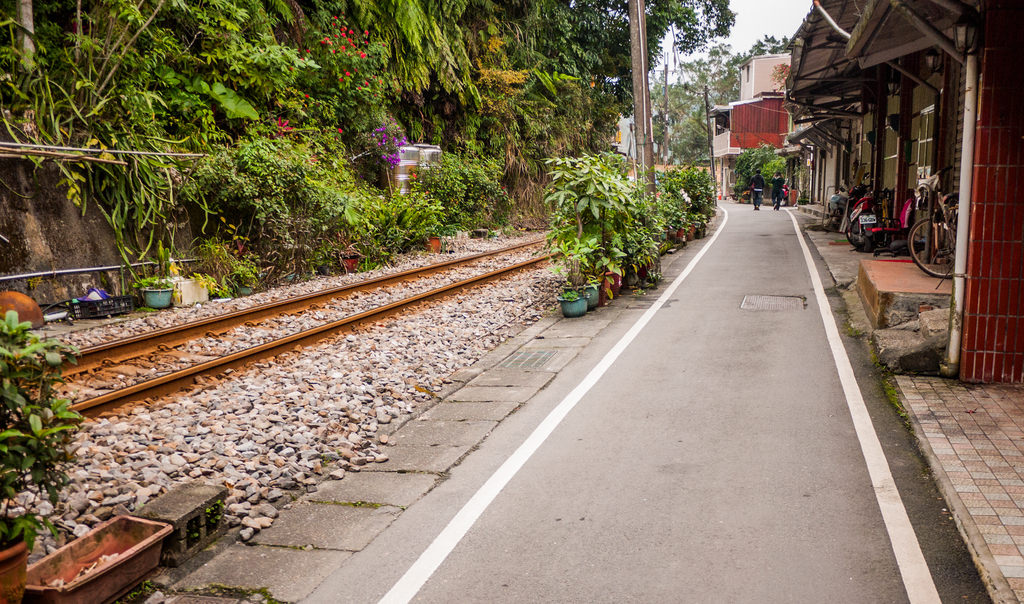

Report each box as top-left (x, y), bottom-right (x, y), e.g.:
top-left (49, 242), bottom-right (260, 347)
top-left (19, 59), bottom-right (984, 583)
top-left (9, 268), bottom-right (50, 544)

top-left (786, 0), bottom-right (1023, 383)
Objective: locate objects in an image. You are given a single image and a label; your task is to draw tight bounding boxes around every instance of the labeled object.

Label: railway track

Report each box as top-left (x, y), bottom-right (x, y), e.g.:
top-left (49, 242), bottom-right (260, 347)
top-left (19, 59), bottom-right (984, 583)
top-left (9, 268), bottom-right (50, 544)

top-left (66, 241), bottom-right (550, 417)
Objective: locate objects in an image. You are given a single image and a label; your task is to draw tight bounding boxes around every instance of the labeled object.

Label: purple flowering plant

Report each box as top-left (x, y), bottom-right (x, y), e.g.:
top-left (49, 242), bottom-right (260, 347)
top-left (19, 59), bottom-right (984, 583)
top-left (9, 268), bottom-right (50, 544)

top-left (371, 121), bottom-right (407, 169)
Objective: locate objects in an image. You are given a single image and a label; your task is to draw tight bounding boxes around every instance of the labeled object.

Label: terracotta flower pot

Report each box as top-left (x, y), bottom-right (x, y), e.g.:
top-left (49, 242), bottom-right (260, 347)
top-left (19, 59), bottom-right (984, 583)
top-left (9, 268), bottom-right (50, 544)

top-left (427, 236), bottom-right (442, 253)
top-left (342, 256), bottom-right (360, 272)
top-left (602, 273), bottom-right (622, 300)
top-left (0, 540), bottom-right (28, 604)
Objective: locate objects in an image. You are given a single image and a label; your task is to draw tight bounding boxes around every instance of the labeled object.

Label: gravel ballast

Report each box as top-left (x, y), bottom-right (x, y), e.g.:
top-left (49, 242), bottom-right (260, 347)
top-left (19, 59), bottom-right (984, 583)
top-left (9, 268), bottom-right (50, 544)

top-left (19, 247), bottom-right (561, 560)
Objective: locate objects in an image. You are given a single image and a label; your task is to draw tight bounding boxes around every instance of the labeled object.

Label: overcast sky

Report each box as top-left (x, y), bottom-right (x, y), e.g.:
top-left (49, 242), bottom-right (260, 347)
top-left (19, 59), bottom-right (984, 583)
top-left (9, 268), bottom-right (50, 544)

top-left (658, 0), bottom-right (812, 68)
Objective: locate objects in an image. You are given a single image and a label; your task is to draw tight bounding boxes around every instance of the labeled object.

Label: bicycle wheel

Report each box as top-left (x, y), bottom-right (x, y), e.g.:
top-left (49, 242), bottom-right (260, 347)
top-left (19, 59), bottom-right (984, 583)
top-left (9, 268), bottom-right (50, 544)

top-left (908, 218), bottom-right (955, 278)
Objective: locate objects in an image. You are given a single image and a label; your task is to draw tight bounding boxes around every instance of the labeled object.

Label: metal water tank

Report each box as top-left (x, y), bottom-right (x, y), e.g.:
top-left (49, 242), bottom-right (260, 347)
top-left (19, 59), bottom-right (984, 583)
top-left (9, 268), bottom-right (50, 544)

top-left (414, 144), bottom-right (442, 168)
top-left (388, 145), bottom-right (442, 194)
top-left (389, 146), bottom-right (420, 194)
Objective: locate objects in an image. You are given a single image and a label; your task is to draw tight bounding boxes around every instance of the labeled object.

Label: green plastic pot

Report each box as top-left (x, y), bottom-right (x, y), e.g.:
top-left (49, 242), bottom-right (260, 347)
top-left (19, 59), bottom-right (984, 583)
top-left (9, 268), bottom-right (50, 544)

top-left (583, 284), bottom-right (599, 310)
top-left (140, 288), bottom-right (173, 309)
top-left (557, 296), bottom-right (587, 318)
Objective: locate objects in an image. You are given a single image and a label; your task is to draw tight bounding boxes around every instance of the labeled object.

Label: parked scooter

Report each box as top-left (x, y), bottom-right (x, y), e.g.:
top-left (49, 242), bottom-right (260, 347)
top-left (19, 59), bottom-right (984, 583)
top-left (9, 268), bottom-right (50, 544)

top-left (845, 186), bottom-right (877, 252)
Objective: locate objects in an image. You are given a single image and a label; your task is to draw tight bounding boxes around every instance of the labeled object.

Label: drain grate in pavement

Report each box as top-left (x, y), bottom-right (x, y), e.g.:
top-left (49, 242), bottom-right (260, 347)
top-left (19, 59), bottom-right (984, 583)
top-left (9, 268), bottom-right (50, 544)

top-left (740, 295), bottom-right (805, 311)
top-left (498, 349), bottom-right (556, 369)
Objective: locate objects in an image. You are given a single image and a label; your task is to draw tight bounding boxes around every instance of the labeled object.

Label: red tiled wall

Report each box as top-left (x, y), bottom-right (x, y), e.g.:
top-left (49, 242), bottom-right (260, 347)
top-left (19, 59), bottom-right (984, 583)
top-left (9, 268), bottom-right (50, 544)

top-left (962, 1), bottom-right (1024, 383)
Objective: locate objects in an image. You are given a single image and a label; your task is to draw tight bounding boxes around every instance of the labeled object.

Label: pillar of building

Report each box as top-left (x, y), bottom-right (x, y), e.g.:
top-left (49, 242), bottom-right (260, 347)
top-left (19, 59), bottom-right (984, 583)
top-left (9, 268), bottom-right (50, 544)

top-left (960, 0), bottom-right (1024, 382)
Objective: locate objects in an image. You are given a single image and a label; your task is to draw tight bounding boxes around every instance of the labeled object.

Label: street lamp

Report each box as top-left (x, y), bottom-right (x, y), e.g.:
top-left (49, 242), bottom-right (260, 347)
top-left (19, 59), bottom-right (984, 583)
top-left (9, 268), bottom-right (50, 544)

top-left (924, 49), bottom-right (942, 73)
top-left (954, 15), bottom-right (978, 53)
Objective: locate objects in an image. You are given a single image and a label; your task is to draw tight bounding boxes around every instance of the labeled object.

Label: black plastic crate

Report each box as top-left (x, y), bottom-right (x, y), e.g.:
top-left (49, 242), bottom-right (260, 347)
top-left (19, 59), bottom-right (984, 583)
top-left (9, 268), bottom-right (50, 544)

top-left (69, 295), bottom-right (134, 319)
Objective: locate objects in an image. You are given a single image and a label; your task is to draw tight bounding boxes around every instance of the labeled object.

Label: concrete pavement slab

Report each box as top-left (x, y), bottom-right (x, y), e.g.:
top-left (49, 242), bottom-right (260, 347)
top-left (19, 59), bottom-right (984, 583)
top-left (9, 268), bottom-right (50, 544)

top-left (390, 419), bottom-right (497, 447)
top-left (804, 226), bottom-right (862, 288)
top-left (253, 502), bottom-right (401, 550)
top-left (521, 336), bottom-right (591, 349)
top-left (419, 401), bottom-right (520, 422)
top-left (536, 318), bottom-right (611, 338)
top-left (466, 367), bottom-right (555, 388)
top-left (447, 385), bottom-right (539, 402)
top-left (175, 544), bottom-right (351, 602)
top-left (360, 444), bottom-right (471, 473)
top-left (304, 473), bottom-right (437, 508)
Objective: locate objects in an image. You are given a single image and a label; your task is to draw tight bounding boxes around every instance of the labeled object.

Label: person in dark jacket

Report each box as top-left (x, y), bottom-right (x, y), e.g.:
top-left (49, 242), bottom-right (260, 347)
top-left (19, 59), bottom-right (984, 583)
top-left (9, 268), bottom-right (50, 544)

top-left (750, 169), bottom-right (765, 210)
top-left (770, 172), bottom-right (786, 210)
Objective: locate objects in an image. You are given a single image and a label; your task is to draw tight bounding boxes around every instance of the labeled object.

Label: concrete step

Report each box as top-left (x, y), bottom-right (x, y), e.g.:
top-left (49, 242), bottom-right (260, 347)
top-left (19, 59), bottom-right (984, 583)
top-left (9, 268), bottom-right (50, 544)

top-left (856, 259), bottom-right (951, 329)
top-left (798, 203), bottom-right (826, 220)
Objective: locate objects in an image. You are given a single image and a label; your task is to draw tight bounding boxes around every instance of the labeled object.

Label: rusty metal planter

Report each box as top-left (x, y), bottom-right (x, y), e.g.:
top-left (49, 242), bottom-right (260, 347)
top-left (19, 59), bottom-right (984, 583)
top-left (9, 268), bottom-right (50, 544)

top-left (24, 516), bottom-right (171, 604)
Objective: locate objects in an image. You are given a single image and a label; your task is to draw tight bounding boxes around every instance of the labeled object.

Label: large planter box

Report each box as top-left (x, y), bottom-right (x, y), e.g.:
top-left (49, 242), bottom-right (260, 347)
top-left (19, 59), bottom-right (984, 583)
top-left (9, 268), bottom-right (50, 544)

top-left (24, 516), bottom-right (171, 604)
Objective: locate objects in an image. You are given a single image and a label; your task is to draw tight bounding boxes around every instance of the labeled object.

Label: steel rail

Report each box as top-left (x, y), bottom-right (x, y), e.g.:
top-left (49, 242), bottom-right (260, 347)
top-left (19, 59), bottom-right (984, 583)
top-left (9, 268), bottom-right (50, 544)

top-left (69, 239), bottom-right (544, 376)
top-left (72, 254), bottom-right (551, 417)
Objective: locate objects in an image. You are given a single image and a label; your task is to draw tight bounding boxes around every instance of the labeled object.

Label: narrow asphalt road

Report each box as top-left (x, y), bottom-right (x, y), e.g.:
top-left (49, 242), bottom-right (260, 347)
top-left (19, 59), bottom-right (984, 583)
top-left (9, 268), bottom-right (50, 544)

top-left (308, 203), bottom-right (988, 603)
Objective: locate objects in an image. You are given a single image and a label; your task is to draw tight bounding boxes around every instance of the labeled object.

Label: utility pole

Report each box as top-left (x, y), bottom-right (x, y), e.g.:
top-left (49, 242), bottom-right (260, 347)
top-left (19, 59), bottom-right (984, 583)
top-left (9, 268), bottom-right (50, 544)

top-left (662, 63), bottom-right (670, 164)
top-left (703, 85), bottom-right (718, 204)
top-left (628, 0), bottom-right (656, 195)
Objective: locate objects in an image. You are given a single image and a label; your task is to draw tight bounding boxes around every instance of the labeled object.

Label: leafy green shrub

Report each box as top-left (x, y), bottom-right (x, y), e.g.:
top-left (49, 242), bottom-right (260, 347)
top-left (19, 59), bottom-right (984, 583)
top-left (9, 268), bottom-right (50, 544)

top-left (1, 311), bottom-right (82, 551)
top-left (411, 154), bottom-right (511, 230)
top-left (658, 166), bottom-right (716, 228)
top-left (183, 135), bottom-right (364, 276)
top-left (544, 153), bottom-right (635, 284)
top-left (350, 192), bottom-right (446, 264)
top-left (734, 145), bottom-right (784, 197)
top-left (193, 240), bottom-right (261, 294)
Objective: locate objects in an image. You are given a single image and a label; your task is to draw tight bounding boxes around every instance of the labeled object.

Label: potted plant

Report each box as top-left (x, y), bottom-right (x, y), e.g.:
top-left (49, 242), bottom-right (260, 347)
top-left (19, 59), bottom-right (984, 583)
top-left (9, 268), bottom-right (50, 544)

top-left (0, 311), bottom-right (82, 603)
top-left (133, 241), bottom-right (174, 309)
top-left (582, 280), bottom-right (600, 311)
top-left (340, 244), bottom-right (363, 273)
top-left (556, 286), bottom-right (587, 318)
top-left (227, 256), bottom-right (260, 296)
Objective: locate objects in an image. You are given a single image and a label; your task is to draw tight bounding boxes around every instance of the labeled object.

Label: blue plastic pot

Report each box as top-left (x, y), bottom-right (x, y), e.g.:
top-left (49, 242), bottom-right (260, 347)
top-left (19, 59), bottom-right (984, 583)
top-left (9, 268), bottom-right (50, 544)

top-left (141, 288), bottom-right (173, 309)
top-left (557, 296), bottom-right (588, 318)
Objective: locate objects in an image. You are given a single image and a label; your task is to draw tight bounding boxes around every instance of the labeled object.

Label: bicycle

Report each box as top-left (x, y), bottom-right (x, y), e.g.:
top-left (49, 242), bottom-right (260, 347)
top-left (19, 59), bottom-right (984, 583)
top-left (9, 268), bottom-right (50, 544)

top-left (908, 187), bottom-right (958, 279)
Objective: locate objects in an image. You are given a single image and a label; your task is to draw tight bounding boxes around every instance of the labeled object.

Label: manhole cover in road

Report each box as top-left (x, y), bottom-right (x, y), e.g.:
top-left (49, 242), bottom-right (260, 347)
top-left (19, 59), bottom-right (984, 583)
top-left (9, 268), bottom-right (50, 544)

top-left (740, 295), bottom-right (805, 311)
top-left (498, 349), bottom-right (556, 369)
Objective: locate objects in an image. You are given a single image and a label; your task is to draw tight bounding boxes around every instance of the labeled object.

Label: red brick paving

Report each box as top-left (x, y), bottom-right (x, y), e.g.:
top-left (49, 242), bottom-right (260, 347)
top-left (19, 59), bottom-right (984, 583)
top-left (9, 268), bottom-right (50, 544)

top-left (898, 375), bottom-right (1024, 601)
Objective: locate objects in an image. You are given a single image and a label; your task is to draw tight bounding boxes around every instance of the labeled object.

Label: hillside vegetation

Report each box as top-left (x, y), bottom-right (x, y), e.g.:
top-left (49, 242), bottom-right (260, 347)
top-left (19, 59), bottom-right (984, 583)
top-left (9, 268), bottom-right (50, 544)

top-left (0, 0), bottom-right (732, 279)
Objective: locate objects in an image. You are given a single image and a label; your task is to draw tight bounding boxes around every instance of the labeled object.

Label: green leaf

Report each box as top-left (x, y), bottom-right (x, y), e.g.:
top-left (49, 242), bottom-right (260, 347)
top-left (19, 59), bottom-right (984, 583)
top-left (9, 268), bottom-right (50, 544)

top-left (44, 351), bottom-right (62, 366)
top-left (209, 83), bottom-right (259, 120)
top-left (29, 414), bottom-right (42, 434)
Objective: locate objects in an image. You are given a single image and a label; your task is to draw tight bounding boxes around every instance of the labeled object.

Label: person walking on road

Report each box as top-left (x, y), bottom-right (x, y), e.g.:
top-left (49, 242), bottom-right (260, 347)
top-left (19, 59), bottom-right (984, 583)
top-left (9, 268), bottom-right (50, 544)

top-left (771, 171), bottom-right (786, 211)
top-left (750, 169), bottom-right (765, 210)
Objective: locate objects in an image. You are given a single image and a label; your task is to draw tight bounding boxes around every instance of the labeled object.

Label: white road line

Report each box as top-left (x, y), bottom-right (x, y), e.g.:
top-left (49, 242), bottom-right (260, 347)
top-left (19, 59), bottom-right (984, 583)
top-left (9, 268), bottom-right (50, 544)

top-left (787, 210), bottom-right (940, 603)
top-left (378, 208), bottom-right (732, 604)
